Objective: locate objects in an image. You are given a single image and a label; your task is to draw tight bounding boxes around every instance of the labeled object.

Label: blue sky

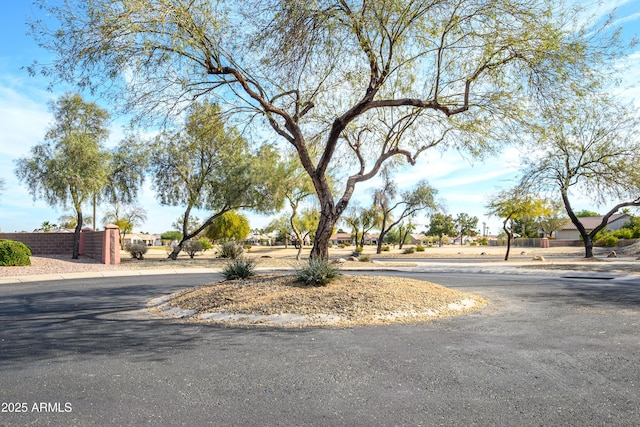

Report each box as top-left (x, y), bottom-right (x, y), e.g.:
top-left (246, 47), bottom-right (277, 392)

top-left (1, 1), bottom-right (639, 235)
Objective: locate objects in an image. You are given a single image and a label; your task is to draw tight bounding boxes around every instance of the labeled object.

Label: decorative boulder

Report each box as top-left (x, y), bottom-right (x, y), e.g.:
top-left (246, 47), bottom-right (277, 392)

top-left (532, 255), bottom-right (545, 261)
top-left (331, 258), bottom-right (346, 264)
top-left (347, 256), bottom-right (360, 262)
top-left (607, 251), bottom-right (617, 258)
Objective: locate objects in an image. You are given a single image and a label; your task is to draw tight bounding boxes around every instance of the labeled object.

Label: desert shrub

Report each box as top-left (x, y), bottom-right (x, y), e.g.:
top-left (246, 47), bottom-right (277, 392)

top-left (381, 245), bottom-right (390, 252)
top-left (403, 246), bottom-right (416, 254)
top-left (222, 257), bottom-right (256, 280)
top-left (352, 248), bottom-right (362, 257)
top-left (295, 259), bottom-right (341, 286)
top-left (338, 244), bottom-right (346, 249)
top-left (476, 237), bottom-right (489, 246)
top-left (218, 241), bottom-right (244, 259)
top-left (126, 243), bottom-right (148, 260)
top-left (613, 228), bottom-right (634, 240)
top-left (198, 237), bottom-right (214, 252)
top-left (470, 242), bottom-right (477, 246)
top-left (182, 240), bottom-right (204, 259)
top-left (595, 234), bottom-right (618, 247)
top-left (358, 254), bottom-right (371, 262)
top-left (415, 244), bottom-right (425, 252)
top-left (0, 239), bottom-right (32, 266)
top-left (243, 244), bottom-right (252, 251)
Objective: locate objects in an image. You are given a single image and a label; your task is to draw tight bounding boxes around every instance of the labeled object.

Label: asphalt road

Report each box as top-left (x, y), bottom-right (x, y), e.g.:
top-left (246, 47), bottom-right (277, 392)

top-left (1, 270), bottom-right (639, 426)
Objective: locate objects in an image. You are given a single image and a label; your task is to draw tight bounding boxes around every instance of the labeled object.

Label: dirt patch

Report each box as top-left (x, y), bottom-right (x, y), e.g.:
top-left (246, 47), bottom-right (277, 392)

top-left (150, 273), bottom-right (488, 327)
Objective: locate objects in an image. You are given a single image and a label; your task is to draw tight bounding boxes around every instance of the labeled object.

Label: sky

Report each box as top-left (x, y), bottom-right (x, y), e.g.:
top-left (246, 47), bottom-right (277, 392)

top-left (0, 1), bottom-right (639, 236)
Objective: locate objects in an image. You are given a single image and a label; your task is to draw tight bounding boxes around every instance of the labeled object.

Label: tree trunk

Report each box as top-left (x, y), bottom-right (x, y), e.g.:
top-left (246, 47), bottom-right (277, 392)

top-left (290, 209), bottom-right (303, 261)
top-left (503, 218), bottom-right (511, 261)
top-left (72, 210), bottom-right (83, 259)
top-left (584, 234), bottom-right (594, 258)
top-left (310, 213), bottom-right (334, 260)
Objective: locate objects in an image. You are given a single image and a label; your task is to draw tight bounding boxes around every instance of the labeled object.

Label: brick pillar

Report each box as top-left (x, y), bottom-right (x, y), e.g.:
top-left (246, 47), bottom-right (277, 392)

top-left (103, 224), bottom-right (121, 265)
top-left (540, 237), bottom-right (550, 248)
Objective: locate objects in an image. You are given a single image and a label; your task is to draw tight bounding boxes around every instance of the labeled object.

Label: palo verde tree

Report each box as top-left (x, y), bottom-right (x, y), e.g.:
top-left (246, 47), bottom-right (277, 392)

top-left (205, 211), bottom-right (251, 243)
top-left (520, 96), bottom-right (640, 258)
top-left (15, 93), bottom-right (110, 259)
top-left (279, 154), bottom-right (318, 260)
top-left (373, 170), bottom-right (438, 254)
top-left (30, 0), bottom-right (625, 259)
top-left (102, 202), bottom-right (148, 249)
top-left (342, 204), bottom-right (381, 249)
top-left (486, 187), bottom-right (548, 260)
top-left (147, 101), bottom-right (283, 259)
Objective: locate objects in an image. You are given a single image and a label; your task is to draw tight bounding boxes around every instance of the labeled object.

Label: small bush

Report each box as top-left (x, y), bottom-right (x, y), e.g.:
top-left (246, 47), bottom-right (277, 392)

top-left (613, 228), bottom-right (634, 240)
top-left (476, 237), bottom-right (489, 246)
top-left (596, 235), bottom-right (618, 247)
top-left (358, 254), bottom-right (371, 262)
top-left (352, 248), bottom-right (362, 257)
top-left (126, 243), bottom-right (148, 260)
top-left (182, 240), bottom-right (204, 259)
top-left (198, 237), bottom-right (214, 252)
top-left (470, 242), bottom-right (477, 246)
top-left (415, 244), bottom-right (425, 252)
top-left (381, 245), bottom-right (390, 252)
top-left (222, 257), bottom-right (257, 280)
top-left (0, 239), bottom-right (32, 266)
top-left (218, 241), bottom-right (244, 259)
top-left (338, 244), bottom-right (346, 249)
top-left (403, 246), bottom-right (416, 254)
top-left (243, 244), bottom-right (252, 251)
top-left (295, 258), bottom-right (341, 286)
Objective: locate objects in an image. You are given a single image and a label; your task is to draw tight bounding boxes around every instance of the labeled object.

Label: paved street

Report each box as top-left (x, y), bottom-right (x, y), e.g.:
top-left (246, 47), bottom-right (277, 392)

top-left (1, 268), bottom-right (639, 426)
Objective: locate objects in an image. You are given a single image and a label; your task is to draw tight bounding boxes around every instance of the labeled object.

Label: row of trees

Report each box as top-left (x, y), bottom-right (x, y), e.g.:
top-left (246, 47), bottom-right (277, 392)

top-left (25, 0), bottom-right (635, 260)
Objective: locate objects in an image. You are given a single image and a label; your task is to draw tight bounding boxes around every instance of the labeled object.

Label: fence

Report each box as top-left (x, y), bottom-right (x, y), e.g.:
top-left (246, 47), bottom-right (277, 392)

top-left (0, 224), bottom-right (121, 265)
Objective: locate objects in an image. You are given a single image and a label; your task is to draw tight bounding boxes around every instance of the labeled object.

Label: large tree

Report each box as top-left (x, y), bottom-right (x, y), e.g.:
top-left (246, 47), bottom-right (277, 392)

top-left (15, 93), bottom-right (110, 259)
top-left (147, 101), bottom-right (283, 259)
top-left (486, 188), bottom-right (548, 260)
top-left (520, 97), bottom-right (640, 258)
top-left (428, 213), bottom-right (456, 247)
top-left (454, 213), bottom-right (479, 246)
top-left (30, 0), bottom-right (623, 259)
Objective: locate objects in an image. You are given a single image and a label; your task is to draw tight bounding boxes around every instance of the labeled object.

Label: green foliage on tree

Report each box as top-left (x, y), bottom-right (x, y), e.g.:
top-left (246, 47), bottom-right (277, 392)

top-left (146, 101), bottom-right (284, 259)
top-left (428, 213), bottom-right (456, 247)
top-left (205, 211), bottom-right (251, 243)
top-left (102, 202), bottom-right (148, 249)
top-left (343, 204), bottom-right (381, 250)
top-left (161, 231), bottom-right (182, 242)
top-left (520, 97), bottom-right (640, 258)
top-left (575, 210), bottom-right (600, 218)
top-left (454, 213), bottom-right (479, 246)
top-left (537, 200), bottom-right (570, 238)
top-left (15, 93), bottom-right (110, 259)
top-left (29, 0), bottom-right (623, 260)
top-left (486, 187), bottom-right (548, 260)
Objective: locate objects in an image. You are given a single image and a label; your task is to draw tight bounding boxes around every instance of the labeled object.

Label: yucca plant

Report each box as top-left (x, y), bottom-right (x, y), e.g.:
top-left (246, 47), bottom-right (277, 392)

top-left (295, 258), bottom-right (341, 287)
top-left (222, 257), bottom-right (256, 280)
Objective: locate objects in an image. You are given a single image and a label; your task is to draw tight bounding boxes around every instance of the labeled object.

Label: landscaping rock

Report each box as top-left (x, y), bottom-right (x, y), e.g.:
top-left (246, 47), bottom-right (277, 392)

top-left (532, 255), bottom-right (545, 261)
top-left (607, 251), bottom-right (617, 258)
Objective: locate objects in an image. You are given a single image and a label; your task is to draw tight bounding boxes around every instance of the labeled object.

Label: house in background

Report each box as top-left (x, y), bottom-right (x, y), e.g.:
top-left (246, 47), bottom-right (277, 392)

top-left (329, 232), bottom-right (353, 245)
top-left (555, 213), bottom-right (630, 240)
top-left (123, 233), bottom-right (162, 246)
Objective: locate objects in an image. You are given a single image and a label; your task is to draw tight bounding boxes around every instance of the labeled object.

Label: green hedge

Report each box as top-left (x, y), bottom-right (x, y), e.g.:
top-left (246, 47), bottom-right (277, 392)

top-left (0, 239), bottom-right (32, 266)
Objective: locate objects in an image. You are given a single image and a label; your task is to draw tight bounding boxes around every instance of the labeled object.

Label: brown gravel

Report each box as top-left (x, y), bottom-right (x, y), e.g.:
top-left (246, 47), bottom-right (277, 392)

top-left (155, 273), bottom-right (488, 327)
